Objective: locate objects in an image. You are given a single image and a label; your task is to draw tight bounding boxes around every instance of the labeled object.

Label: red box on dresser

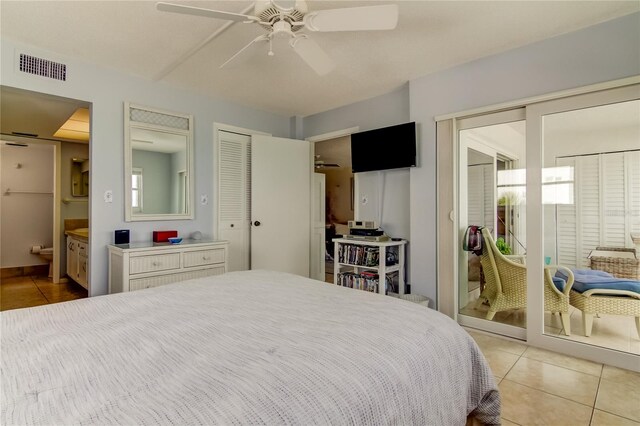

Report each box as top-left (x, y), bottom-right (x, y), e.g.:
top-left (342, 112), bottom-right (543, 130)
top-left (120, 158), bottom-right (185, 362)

top-left (153, 230), bottom-right (178, 243)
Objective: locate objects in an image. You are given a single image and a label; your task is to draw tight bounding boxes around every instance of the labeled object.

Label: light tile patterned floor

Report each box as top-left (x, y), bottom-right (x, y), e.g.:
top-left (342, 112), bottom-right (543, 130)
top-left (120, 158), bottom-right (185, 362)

top-left (466, 329), bottom-right (640, 425)
top-left (0, 275), bottom-right (87, 311)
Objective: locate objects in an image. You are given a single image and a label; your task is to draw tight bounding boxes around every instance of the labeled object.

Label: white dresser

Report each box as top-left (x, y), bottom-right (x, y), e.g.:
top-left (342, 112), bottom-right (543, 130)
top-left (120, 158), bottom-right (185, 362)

top-left (108, 240), bottom-right (229, 293)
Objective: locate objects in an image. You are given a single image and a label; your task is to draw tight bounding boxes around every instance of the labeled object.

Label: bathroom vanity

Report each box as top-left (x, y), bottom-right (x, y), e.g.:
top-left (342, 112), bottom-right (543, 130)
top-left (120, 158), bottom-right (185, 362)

top-left (66, 228), bottom-right (89, 290)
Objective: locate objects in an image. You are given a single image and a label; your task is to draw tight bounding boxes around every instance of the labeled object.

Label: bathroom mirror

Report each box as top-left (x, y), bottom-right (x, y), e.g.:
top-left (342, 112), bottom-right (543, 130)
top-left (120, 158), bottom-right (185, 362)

top-left (124, 103), bottom-right (194, 221)
top-left (70, 158), bottom-right (89, 197)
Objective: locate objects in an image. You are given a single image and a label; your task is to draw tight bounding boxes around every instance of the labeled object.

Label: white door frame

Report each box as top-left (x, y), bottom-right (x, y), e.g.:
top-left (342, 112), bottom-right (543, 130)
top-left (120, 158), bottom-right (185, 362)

top-left (306, 127), bottom-right (359, 277)
top-left (306, 126), bottom-right (360, 215)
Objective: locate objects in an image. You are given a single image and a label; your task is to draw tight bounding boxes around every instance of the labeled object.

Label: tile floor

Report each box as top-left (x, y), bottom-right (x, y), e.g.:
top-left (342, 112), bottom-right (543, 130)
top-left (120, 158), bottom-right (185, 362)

top-left (466, 328), bottom-right (640, 425)
top-left (0, 275), bottom-right (87, 311)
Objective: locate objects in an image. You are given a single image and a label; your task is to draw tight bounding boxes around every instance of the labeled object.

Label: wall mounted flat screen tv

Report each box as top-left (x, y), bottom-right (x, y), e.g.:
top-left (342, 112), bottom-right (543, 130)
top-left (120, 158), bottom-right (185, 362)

top-left (351, 122), bottom-right (416, 173)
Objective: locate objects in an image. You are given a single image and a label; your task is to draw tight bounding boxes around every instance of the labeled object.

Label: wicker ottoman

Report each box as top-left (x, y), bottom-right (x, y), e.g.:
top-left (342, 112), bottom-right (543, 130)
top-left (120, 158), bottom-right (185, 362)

top-left (570, 289), bottom-right (640, 338)
top-left (589, 247), bottom-right (639, 280)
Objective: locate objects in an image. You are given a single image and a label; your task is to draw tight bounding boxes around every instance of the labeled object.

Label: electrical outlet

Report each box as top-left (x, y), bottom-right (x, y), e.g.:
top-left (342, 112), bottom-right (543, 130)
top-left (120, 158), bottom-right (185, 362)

top-left (361, 195), bottom-right (368, 205)
top-left (104, 190), bottom-right (113, 203)
top-left (200, 194), bottom-right (208, 205)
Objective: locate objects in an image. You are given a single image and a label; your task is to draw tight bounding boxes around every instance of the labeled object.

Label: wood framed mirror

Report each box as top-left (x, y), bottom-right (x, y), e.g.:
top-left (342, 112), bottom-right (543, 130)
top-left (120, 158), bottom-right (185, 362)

top-left (124, 103), bottom-right (194, 221)
top-left (70, 157), bottom-right (89, 197)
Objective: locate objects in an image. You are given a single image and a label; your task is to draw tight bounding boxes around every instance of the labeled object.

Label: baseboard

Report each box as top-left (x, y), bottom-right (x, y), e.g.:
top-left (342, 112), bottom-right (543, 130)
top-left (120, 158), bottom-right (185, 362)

top-left (1, 264), bottom-right (49, 279)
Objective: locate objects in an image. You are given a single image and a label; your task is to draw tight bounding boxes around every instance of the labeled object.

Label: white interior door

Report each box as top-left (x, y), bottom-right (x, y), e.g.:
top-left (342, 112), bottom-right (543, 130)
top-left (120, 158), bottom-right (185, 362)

top-left (311, 173), bottom-right (326, 281)
top-left (217, 130), bottom-right (251, 272)
top-left (251, 135), bottom-right (311, 277)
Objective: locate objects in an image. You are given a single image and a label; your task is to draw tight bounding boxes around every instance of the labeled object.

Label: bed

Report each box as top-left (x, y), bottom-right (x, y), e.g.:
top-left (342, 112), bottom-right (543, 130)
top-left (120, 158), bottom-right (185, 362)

top-left (1, 270), bottom-right (500, 425)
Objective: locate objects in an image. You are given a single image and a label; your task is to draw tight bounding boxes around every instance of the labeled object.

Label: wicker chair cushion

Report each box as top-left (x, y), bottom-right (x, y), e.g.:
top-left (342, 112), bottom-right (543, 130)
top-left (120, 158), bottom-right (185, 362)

top-left (552, 276), bottom-right (567, 292)
top-left (556, 269), bottom-right (640, 294)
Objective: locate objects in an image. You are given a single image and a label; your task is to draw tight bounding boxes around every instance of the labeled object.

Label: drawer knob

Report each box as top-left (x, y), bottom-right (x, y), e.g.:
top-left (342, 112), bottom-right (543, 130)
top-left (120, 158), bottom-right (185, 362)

top-left (203, 256), bottom-right (210, 261)
top-left (152, 262), bottom-right (161, 267)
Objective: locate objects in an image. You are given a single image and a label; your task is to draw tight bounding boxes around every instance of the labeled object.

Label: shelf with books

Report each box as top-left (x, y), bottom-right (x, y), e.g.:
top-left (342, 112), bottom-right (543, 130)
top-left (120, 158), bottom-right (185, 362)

top-left (336, 263), bottom-right (401, 273)
top-left (332, 238), bottom-right (407, 296)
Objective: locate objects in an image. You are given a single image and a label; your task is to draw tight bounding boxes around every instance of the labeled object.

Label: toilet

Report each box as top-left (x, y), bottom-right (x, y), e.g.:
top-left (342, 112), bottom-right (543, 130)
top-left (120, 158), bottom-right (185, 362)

top-left (39, 247), bottom-right (54, 278)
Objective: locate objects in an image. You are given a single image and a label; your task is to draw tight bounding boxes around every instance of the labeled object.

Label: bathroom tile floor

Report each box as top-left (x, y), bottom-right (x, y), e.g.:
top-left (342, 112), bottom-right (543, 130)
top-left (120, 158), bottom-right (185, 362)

top-left (0, 275), bottom-right (87, 311)
top-left (466, 328), bottom-right (640, 425)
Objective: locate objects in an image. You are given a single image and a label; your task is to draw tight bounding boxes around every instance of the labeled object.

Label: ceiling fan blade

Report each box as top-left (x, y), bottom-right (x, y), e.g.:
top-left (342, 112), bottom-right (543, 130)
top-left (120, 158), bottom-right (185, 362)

top-left (304, 4), bottom-right (399, 32)
top-left (156, 2), bottom-right (258, 22)
top-left (290, 36), bottom-right (335, 76)
top-left (220, 35), bottom-right (269, 69)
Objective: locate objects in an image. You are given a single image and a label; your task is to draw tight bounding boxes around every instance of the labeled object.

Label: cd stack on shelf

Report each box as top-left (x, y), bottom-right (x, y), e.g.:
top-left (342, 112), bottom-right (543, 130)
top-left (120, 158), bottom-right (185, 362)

top-left (337, 271), bottom-right (379, 292)
top-left (337, 244), bottom-right (380, 267)
top-left (336, 271), bottom-right (398, 293)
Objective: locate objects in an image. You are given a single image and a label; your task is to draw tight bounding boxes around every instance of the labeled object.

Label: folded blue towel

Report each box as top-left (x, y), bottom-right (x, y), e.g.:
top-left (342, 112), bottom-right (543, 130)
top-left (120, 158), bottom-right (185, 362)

top-left (555, 269), bottom-right (640, 294)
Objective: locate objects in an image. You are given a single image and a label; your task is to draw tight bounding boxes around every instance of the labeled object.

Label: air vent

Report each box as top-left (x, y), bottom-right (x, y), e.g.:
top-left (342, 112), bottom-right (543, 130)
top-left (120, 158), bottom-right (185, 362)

top-left (19, 53), bottom-right (67, 81)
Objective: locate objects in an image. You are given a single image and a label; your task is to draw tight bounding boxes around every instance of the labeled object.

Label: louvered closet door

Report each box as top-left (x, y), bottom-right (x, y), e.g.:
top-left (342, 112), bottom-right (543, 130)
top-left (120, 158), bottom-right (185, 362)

top-left (217, 131), bottom-right (251, 271)
top-left (467, 165), bottom-right (484, 226)
top-left (602, 152), bottom-right (627, 247)
top-left (483, 163), bottom-right (495, 230)
top-left (557, 151), bottom-right (640, 268)
top-left (556, 157), bottom-right (578, 268)
top-left (577, 155), bottom-right (602, 268)
top-left (467, 164), bottom-right (495, 230)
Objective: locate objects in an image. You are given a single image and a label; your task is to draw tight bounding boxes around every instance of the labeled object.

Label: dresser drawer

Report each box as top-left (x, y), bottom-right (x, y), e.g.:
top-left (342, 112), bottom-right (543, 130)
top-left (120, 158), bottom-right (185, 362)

top-left (109, 240), bottom-right (229, 294)
top-left (129, 266), bottom-right (226, 291)
top-left (130, 253), bottom-right (180, 275)
top-left (183, 248), bottom-right (225, 268)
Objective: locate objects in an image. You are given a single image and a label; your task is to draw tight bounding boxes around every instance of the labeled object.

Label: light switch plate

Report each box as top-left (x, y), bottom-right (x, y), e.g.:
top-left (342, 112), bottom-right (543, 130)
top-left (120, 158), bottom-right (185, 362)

top-left (200, 194), bottom-right (208, 205)
top-left (104, 190), bottom-right (113, 203)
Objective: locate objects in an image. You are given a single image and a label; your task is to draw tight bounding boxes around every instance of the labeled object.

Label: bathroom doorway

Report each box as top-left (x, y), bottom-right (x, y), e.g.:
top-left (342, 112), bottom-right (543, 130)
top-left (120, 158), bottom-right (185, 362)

top-left (313, 135), bottom-right (354, 283)
top-left (0, 86), bottom-right (91, 310)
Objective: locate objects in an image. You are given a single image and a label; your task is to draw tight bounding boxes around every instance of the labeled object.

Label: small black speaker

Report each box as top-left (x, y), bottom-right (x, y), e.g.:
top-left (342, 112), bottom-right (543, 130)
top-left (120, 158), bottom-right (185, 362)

top-left (114, 229), bottom-right (130, 244)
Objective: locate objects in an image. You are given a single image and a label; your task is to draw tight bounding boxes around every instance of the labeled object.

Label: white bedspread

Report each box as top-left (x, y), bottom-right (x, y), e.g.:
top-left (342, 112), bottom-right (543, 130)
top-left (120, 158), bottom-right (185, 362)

top-left (1, 270), bottom-right (500, 425)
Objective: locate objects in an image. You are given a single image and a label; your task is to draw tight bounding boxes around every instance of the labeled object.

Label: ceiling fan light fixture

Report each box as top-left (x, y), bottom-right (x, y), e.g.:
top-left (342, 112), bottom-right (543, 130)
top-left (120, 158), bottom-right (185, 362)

top-left (255, 0), bottom-right (308, 16)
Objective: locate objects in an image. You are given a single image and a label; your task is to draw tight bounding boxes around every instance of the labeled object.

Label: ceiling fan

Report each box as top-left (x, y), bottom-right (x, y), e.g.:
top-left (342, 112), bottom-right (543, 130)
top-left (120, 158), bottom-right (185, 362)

top-left (314, 154), bottom-right (340, 169)
top-left (156, 0), bottom-right (399, 76)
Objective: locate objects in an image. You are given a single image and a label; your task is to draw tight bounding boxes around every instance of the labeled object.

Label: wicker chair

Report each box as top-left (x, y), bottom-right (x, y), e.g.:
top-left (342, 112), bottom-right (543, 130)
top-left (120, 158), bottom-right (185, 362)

top-left (477, 228), bottom-right (575, 335)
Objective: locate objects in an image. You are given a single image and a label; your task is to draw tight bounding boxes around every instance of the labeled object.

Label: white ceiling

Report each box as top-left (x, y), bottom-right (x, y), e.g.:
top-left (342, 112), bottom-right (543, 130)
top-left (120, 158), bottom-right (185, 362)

top-left (1, 1), bottom-right (638, 117)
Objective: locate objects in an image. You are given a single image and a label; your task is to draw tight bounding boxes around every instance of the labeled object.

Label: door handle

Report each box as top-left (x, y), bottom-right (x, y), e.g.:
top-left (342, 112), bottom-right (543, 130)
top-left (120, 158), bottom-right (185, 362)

top-left (253, 221), bottom-right (261, 226)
